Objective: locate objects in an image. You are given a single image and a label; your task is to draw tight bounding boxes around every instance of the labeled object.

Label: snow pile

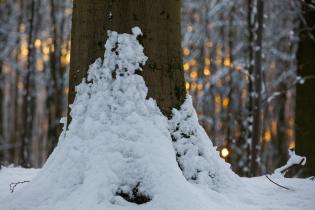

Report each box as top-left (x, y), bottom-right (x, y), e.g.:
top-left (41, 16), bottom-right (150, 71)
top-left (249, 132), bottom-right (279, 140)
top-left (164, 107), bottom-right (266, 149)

top-left (169, 96), bottom-right (239, 191)
top-left (1, 27), bottom-right (234, 210)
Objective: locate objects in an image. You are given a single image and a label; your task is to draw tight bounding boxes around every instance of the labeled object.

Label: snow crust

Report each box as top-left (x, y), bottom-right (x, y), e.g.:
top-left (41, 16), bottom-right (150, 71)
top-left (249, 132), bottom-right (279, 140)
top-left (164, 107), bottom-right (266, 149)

top-left (1, 27), bottom-right (314, 210)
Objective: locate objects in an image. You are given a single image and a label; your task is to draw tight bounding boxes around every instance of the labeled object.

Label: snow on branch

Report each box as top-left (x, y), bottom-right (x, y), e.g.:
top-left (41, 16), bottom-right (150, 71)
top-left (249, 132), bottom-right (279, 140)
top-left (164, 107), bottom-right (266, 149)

top-left (274, 149), bottom-right (306, 176)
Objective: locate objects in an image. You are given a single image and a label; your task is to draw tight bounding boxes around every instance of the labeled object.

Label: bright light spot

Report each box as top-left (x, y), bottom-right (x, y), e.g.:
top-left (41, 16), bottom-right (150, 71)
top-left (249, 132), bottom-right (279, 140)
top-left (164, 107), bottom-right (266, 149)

top-left (183, 63), bottom-right (190, 71)
top-left (224, 57), bottom-right (231, 67)
top-left (289, 141), bottom-right (295, 149)
top-left (203, 67), bottom-right (210, 76)
top-left (265, 130), bottom-right (271, 142)
top-left (221, 148), bottom-right (229, 158)
top-left (222, 97), bottom-right (229, 108)
top-left (183, 48), bottom-right (190, 56)
top-left (42, 46), bottom-right (50, 55)
top-left (185, 82), bottom-right (190, 91)
top-left (34, 39), bottom-right (41, 48)
top-left (190, 71), bottom-right (198, 79)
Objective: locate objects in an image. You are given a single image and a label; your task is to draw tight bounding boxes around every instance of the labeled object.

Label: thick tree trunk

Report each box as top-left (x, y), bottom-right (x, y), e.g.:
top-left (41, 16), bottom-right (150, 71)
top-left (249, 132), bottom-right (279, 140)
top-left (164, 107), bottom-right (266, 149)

top-left (296, 0), bottom-right (315, 176)
top-left (68, 0), bottom-right (185, 124)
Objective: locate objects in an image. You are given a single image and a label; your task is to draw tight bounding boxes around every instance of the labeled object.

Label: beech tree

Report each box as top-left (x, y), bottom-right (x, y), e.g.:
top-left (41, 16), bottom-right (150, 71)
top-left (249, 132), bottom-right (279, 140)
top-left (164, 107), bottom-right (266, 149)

top-left (296, 0), bottom-right (315, 176)
top-left (68, 0), bottom-right (186, 121)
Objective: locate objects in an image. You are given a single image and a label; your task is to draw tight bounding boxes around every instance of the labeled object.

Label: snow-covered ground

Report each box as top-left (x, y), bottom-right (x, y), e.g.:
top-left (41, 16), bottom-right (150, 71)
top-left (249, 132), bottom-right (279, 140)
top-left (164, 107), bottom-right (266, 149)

top-left (1, 167), bottom-right (314, 210)
top-left (1, 27), bottom-right (314, 210)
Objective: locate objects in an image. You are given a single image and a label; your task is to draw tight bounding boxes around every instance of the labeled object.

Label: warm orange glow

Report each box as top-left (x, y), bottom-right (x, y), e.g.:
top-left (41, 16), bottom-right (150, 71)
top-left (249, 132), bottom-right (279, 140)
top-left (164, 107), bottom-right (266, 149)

top-left (272, 120), bottom-right (277, 135)
top-left (265, 130), bottom-right (271, 142)
top-left (222, 97), bottom-right (229, 108)
top-left (289, 141), bottom-right (295, 149)
top-left (204, 58), bottom-right (211, 65)
top-left (183, 63), bottom-right (190, 71)
top-left (183, 48), bottom-right (190, 56)
top-left (203, 67), bottom-right (211, 76)
top-left (34, 39), bottom-right (41, 48)
top-left (50, 44), bottom-right (55, 52)
top-left (224, 57), bottom-right (231, 67)
top-left (189, 59), bottom-right (197, 66)
top-left (61, 52), bottom-right (71, 65)
top-left (190, 71), bottom-right (198, 79)
top-left (191, 82), bottom-right (197, 91)
top-left (42, 46), bottom-right (50, 55)
top-left (64, 87), bottom-right (69, 95)
top-left (287, 129), bottom-right (294, 138)
top-left (20, 42), bottom-right (29, 59)
top-left (185, 82), bottom-right (190, 91)
top-left (221, 148), bottom-right (229, 158)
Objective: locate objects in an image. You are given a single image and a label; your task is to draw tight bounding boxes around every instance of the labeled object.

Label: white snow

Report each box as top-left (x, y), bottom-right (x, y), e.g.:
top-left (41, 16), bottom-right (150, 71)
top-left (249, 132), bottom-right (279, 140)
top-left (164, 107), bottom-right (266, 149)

top-left (274, 149), bottom-right (306, 176)
top-left (1, 27), bottom-right (314, 210)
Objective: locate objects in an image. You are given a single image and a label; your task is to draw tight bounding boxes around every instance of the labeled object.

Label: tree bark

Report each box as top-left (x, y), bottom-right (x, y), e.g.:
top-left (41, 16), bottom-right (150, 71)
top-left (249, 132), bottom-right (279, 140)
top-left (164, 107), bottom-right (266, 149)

top-left (68, 0), bottom-right (185, 124)
top-left (20, 0), bottom-right (36, 168)
top-left (296, 0), bottom-right (315, 176)
top-left (250, 0), bottom-right (264, 176)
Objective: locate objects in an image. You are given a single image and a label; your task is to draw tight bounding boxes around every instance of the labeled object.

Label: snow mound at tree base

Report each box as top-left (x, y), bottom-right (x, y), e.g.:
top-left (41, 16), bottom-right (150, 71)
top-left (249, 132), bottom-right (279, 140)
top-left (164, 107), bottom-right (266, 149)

top-left (3, 27), bottom-right (240, 210)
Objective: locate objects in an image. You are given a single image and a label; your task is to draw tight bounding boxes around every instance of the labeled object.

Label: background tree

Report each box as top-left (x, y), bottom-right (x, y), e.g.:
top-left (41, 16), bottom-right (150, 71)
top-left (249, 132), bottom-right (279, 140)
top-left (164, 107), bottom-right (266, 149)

top-left (296, 0), bottom-right (315, 176)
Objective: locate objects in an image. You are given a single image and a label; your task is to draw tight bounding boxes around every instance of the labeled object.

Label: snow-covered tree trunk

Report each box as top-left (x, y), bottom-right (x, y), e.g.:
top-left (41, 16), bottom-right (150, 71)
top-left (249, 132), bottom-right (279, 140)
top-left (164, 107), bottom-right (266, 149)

top-left (68, 0), bottom-right (186, 123)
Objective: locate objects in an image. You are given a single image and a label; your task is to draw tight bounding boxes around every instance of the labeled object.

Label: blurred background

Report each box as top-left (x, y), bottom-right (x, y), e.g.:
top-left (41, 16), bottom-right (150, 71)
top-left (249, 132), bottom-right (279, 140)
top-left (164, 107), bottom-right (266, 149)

top-left (0, 0), bottom-right (314, 176)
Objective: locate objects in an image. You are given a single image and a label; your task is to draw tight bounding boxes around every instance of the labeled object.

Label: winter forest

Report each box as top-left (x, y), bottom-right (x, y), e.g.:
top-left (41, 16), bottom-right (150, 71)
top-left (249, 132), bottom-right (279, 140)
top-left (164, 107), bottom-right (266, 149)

top-left (0, 0), bottom-right (315, 210)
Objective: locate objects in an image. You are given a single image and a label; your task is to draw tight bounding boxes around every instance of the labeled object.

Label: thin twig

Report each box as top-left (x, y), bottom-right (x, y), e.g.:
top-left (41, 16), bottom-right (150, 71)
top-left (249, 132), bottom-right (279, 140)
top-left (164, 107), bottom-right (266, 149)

top-left (9, 180), bottom-right (30, 193)
top-left (265, 175), bottom-right (291, 191)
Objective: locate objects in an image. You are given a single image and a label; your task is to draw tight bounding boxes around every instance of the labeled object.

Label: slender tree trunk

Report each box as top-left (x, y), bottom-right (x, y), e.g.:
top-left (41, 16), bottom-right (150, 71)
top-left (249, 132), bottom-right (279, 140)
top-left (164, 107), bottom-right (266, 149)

top-left (296, 0), bottom-right (315, 176)
top-left (250, 0), bottom-right (264, 176)
top-left (244, 0), bottom-right (255, 176)
top-left (0, 61), bottom-right (3, 166)
top-left (20, 0), bottom-right (36, 168)
top-left (68, 0), bottom-right (185, 123)
top-left (47, 0), bottom-right (63, 155)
